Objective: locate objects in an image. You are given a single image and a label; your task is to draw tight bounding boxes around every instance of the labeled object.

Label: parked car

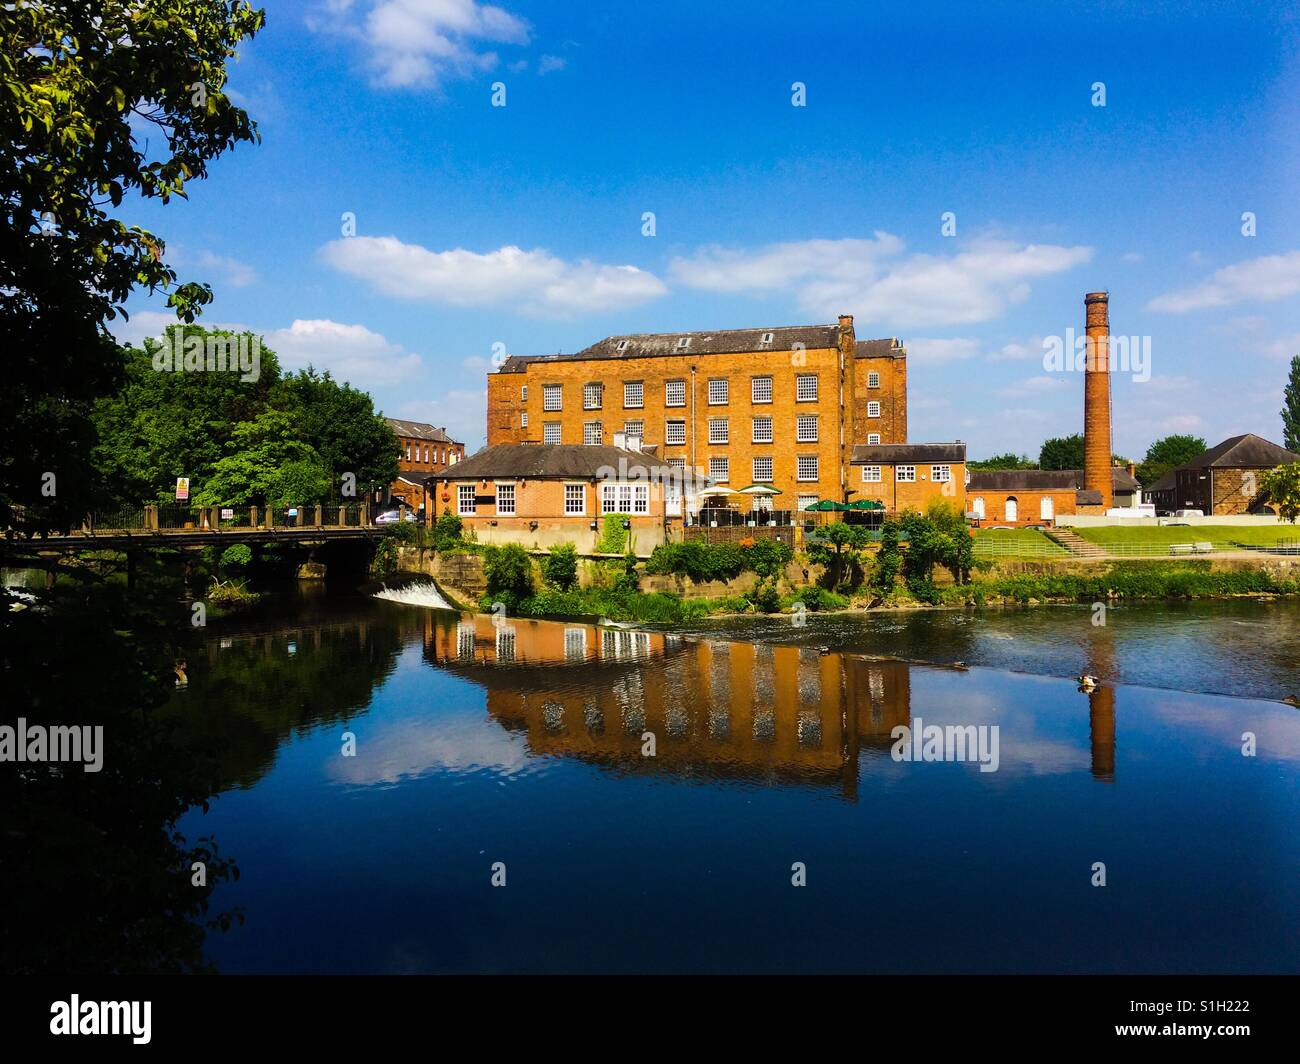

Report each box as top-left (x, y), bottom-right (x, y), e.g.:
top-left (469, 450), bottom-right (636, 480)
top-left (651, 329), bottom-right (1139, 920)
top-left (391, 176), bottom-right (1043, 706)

top-left (375, 509), bottom-right (417, 524)
top-left (1171, 509), bottom-right (1204, 518)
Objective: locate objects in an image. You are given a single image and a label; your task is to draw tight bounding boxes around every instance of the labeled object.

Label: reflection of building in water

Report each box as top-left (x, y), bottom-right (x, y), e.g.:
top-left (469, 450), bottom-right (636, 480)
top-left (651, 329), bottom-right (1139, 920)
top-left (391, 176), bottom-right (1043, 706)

top-left (422, 616), bottom-right (914, 802)
top-left (1085, 623), bottom-right (1118, 782)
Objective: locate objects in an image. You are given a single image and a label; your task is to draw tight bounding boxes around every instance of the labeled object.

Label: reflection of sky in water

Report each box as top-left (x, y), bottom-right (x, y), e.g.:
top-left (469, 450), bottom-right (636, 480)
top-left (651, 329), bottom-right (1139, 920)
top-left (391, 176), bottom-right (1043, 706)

top-left (179, 603), bottom-right (1300, 975)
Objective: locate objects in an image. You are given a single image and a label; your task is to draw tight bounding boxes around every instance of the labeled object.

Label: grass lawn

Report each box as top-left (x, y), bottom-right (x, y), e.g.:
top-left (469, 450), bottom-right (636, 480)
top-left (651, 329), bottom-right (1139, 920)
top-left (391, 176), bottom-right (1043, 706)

top-left (972, 528), bottom-right (1070, 555)
top-left (1072, 524), bottom-right (1300, 547)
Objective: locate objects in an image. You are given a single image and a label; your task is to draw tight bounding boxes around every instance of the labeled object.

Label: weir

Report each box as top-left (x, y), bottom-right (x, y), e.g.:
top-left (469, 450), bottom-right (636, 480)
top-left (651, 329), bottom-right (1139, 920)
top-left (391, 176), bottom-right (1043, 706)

top-left (373, 580), bottom-right (457, 611)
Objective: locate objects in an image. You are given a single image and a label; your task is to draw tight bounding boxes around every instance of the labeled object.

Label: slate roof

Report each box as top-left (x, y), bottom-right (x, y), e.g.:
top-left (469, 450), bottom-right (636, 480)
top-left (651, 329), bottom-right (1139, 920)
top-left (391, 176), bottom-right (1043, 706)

top-left (850, 442), bottom-right (966, 464)
top-left (431, 444), bottom-right (671, 482)
top-left (1075, 489), bottom-right (1104, 505)
top-left (384, 418), bottom-right (460, 444)
top-left (493, 324), bottom-right (902, 371)
top-left (1175, 433), bottom-right (1300, 470)
top-left (966, 468), bottom-right (1140, 492)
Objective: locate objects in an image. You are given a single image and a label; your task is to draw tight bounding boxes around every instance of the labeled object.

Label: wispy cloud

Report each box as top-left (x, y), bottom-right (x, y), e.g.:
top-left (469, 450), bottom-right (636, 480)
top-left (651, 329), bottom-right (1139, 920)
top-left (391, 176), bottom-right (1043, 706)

top-left (1147, 250), bottom-right (1300, 312)
top-left (265, 319), bottom-right (424, 387)
top-left (320, 235), bottom-right (667, 316)
top-left (670, 235), bottom-right (1092, 329)
top-left (906, 337), bottom-right (982, 363)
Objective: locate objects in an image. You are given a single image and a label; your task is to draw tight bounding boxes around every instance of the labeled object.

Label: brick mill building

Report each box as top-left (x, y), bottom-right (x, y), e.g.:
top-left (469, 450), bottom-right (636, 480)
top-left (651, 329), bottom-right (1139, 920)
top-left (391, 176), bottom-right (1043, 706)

top-left (966, 467), bottom-right (1140, 526)
top-left (485, 316), bottom-right (915, 515)
top-left (1148, 434), bottom-right (1300, 515)
top-left (382, 418), bottom-right (465, 513)
top-left (850, 443), bottom-right (968, 513)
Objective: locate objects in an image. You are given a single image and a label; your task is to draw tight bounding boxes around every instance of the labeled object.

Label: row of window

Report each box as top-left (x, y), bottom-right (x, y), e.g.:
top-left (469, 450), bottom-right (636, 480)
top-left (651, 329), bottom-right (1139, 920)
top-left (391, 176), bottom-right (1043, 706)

top-left (860, 464), bottom-right (951, 484)
top-left (535, 375), bottom-right (823, 412)
top-left (404, 442), bottom-right (458, 464)
top-left (456, 482), bottom-right (650, 517)
top-left (704, 455), bottom-right (820, 483)
top-left (532, 417), bottom-right (879, 447)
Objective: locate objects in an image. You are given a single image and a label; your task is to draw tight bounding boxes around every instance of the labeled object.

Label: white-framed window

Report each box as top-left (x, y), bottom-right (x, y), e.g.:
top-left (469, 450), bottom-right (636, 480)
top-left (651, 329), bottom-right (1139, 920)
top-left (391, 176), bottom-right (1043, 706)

top-left (564, 483), bottom-right (585, 515)
top-left (797, 455), bottom-right (819, 482)
top-left (897, 465), bottom-right (916, 483)
top-left (797, 494), bottom-right (819, 512)
top-left (495, 482), bottom-right (516, 516)
top-left (867, 401), bottom-right (881, 418)
top-left (709, 457), bottom-right (729, 483)
top-left (521, 385), bottom-right (528, 401)
top-left (707, 378), bottom-right (729, 405)
top-left (667, 457), bottom-right (685, 469)
top-left (623, 380), bottom-right (644, 408)
top-left (751, 376), bottom-right (773, 403)
top-left (521, 412), bottom-right (529, 428)
top-left (665, 379), bottom-right (686, 407)
top-left (867, 372), bottom-right (880, 388)
top-left (583, 382), bottom-right (603, 410)
top-left (601, 482), bottom-right (649, 515)
top-left (543, 422), bottom-right (561, 445)
top-left (862, 465), bottom-right (882, 483)
top-left (708, 418), bottom-right (729, 444)
top-left (543, 384), bottom-right (562, 411)
top-left (584, 421), bottom-right (603, 445)
top-left (752, 456), bottom-right (774, 482)
top-left (665, 419), bottom-right (686, 446)
top-left (457, 484), bottom-right (476, 515)
top-left (752, 416), bottom-right (773, 444)
top-left (423, 446), bottom-right (429, 463)
top-left (405, 442), bottom-right (412, 461)
top-left (796, 414), bottom-right (819, 443)
top-left (932, 465), bottom-right (952, 483)
top-left (796, 374), bottom-right (818, 402)
top-left (623, 419), bottom-right (644, 440)
top-left (867, 433), bottom-right (881, 445)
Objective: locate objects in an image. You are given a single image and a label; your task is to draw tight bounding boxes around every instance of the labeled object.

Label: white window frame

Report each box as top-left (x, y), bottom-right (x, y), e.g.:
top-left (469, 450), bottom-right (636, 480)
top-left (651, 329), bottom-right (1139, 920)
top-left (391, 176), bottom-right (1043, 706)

top-left (521, 385), bottom-right (528, 401)
top-left (867, 401), bottom-right (881, 418)
top-left (752, 416), bottom-right (773, 444)
top-left (583, 382), bottom-right (603, 410)
top-left (665, 379), bottom-right (686, 407)
top-left (564, 483), bottom-right (586, 516)
top-left (796, 455), bottom-right (819, 482)
top-left (751, 376), bottom-right (773, 404)
top-left (665, 419), bottom-right (686, 446)
top-left (752, 456), bottom-right (774, 483)
top-left (867, 433), bottom-right (881, 445)
top-left (796, 414), bottom-right (819, 443)
top-left (543, 384), bottom-right (562, 411)
top-left (543, 422), bottom-right (561, 445)
top-left (707, 378), bottom-right (729, 405)
top-left (932, 465), bottom-right (952, 483)
top-left (867, 372), bottom-right (880, 389)
top-left (457, 484), bottom-right (477, 516)
top-left (897, 465), bottom-right (916, 483)
top-left (520, 412), bottom-right (528, 428)
top-left (495, 482), bottom-right (516, 516)
top-left (797, 494), bottom-right (819, 512)
top-left (583, 421), bottom-right (603, 446)
top-left (708, 457), bottom-right (729, 483)
top-left (623, 419), bottom-right (644, 440)
top-left (708, 418), bottom-right (729, 445)
top-left (601, 482), bottom-right (649, 515)
top-left (623, 380), bottom-right (644, 409)
top-left (795, 374), bottom-right (818, 402)
top-left (862, 465), bottom-right (882, 483)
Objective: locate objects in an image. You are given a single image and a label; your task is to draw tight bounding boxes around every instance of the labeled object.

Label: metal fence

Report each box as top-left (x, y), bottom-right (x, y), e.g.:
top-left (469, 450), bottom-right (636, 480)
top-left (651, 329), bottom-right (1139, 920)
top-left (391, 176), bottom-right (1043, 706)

top-left (972, 538), bottom-right (1072, 559)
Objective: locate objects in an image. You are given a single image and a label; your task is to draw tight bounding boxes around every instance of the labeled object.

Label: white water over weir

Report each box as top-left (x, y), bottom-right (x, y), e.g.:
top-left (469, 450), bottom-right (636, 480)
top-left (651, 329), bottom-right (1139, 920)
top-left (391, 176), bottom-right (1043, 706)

top-left (373, 582), bottom-right (457, 611)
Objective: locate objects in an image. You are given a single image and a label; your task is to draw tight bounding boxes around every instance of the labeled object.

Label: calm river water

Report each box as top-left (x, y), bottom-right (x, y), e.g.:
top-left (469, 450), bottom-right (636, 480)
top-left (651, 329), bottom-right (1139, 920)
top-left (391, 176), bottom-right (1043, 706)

top-left (174, 593), bottom-right (1299, 973)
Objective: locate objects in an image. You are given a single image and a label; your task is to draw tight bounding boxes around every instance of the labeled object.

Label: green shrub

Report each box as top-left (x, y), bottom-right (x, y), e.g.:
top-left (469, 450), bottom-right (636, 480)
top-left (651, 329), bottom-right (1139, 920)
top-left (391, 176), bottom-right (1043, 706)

top-left (750, 579), bottom-right (781, 613)
top-left (789, 586), bottom-right (849, 611)
top-left (541, 543), bottom-right (579, 591)
top-left (644, 538), bottom-right (792, 583)
top-left (596, 513), bottom-right (629, 554)
top-left (483, 543), bottom-right (533, 601)
top-left (219, 543), bottom-right (252, 572)
top-left (432, 511), bottom-right (464, 552)
top-left (612, 551), bottom-right (640, 594)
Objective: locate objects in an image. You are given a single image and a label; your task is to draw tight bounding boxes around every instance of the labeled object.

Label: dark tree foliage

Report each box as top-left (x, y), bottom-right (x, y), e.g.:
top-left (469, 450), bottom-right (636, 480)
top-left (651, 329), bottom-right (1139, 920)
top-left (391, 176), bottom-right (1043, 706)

top-left (1282, 354), bottom-right (1300, 454)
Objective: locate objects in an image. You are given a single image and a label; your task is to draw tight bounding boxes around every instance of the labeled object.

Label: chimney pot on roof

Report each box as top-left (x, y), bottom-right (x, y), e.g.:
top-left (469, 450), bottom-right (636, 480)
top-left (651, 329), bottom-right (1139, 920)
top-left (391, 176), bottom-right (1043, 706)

top-left (838, 314), bottom-right (854, 327)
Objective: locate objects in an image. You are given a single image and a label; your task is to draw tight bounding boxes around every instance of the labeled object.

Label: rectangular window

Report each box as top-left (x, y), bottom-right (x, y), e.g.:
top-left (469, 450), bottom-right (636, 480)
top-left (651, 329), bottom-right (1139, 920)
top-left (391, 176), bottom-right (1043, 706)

top-left (543, 384), bottom-right (562, 411)
top-left (707, 378), bottom-right (729, 405)
top-left (667, 457), bottom-right (685, 469)
top-left (796, 414), bottom-right (819, 443)
top-left (584, 421), bottom-right (603, 445)
top-left (520, 412), bottom-right (528, 428)
top-left (752, 456), bottom-right (774, 482)
top-left (867, 372), bottom-right (880, 388)
top-left (495, 483), bottom-right (516, 516)
top-left (862, 465), bottom-right (882, 483)
top-left (665, 379), bottom-right (686, 407)
top-left (665, 419), bottom-right (686, 446)
top-left (932, 465), bottom-right (952, 483)
top-left (521, 385), bottom-right (528, 401)
top-left (457, 484), bottom-right (476, 516)
top-left (867, 433), bottom-right (881, 445)
top-left (797, 494), bottom-right (819, 512)
top-left (751, 376), bottom-right (773, 404)
top-left (623, 419), bottom-right (644, 440)
top-left (600, 483), bottom-right (649, 515)
top-left (867, 401), bottom-right (881, 418)
top-left (796, 375), bottom-right (818, 402)
top-left (583, 382), bottom-right (603, 410)
top-left (405, 442), bottom-right (411, 461)
top-left (543, 422), bottom-right (561, 445)
top-left (623, 381), bottom-right (644, 408)
top-left (564, 483), bottom-right (585, 515)
top-left (709, 457), bottom-right (729, 483)
top-left (796, 455), bottom-right (819, 482)
top-left (752, 416), bottom-right (773, 444)
top-left (897, 465), bottom-right (916, 482)
top-left (708, 418), bottom-right (729, 444)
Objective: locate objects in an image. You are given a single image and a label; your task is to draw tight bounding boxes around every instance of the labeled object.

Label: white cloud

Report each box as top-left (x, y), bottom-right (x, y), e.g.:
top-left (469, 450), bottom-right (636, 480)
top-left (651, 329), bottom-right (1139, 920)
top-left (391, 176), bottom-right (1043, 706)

top-left (906, 337), bottom-right (982, 363)
top-left (537, 54), bottom-right (565, 74)
top-left (196, 250), bottom-right (258, 288)
top-left (998, 375), bottom-right (1070, 398)
top-left (265, 319), bottom-right (424, 387)
top-left (987, 337), bottom-right (1045, 362)
top-left (670, 235), bottom-right (1092, 329)
top-left (320, 235), bottom-right (667, 316)
top-left (394, 389), bottom-right (488, 450)
top-left (108, 309), bottom-right (184, 348)
top-left (1147, 250), bottom-right (1300, 312)
top-left (316, 0), bottom-right (531, 89)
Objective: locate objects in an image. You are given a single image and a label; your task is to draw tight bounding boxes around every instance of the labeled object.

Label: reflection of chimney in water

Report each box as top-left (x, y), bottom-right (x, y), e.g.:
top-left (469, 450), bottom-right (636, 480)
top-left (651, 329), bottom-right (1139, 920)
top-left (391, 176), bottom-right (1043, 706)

top-left (1085, 620), bottom-right (1118, 782)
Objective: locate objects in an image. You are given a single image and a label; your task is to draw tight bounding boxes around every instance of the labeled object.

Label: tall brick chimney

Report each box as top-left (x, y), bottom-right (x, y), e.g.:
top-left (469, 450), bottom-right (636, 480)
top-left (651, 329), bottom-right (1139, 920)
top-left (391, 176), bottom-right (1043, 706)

top-left (1083, 292), bottom-right (1113, 509)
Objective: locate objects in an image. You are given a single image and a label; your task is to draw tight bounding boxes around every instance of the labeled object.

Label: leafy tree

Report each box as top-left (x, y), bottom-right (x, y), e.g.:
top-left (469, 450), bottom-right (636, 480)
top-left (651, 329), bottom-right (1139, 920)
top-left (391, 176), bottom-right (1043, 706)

top-left (541, 543), bottom-right (579, 591)
top-left (1283, 355), bottom-right (1300, 453)
top-left (432, 511), bottom-right (464, 553)
top-left (1261, 463), bottom-right (1300, 523)
top-left (1039, 434), bottom-right (1085, 470)
top-left (193, 410), bottom-right (330, 507)
top-left (968, 452), bottom-right (1036, 471)
top-left (1, 0), bottom-right (265, 531)
top-left (807, 521), bottom-right (870, 588)
top-left (873, 522), bottom-right (902, 592)
top-left (484, 543), bottom-right (534, 601)
top-left (1136, 433), bottom-right (1207, 488)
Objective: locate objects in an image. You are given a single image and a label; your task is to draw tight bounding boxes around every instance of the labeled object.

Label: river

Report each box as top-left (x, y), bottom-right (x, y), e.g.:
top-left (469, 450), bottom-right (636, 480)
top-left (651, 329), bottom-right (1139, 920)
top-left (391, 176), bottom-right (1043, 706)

top-left (166, 588), bottom-right (1299, 973)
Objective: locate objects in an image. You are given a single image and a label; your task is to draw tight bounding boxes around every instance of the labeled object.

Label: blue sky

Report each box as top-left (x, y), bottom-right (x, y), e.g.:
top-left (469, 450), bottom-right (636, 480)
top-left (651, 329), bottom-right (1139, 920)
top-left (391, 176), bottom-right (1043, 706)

top-left (114, 0), bottom-right (1300, 457)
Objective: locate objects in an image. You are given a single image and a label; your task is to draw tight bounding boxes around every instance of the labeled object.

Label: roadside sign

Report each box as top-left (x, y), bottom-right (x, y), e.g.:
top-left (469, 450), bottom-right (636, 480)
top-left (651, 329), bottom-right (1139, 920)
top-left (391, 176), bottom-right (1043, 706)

top-left (175, 477), bottom-right (189, 501)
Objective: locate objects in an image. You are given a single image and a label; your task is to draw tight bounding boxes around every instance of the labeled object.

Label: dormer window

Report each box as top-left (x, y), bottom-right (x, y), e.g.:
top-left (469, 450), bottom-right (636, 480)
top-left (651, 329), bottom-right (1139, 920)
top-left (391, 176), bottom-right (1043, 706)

top-left (760, 332), bottom-right (774, 344)
top-left (676, 337), bottom-right (691, 350)
top-left (616, 339), bottom-right (630, 352)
